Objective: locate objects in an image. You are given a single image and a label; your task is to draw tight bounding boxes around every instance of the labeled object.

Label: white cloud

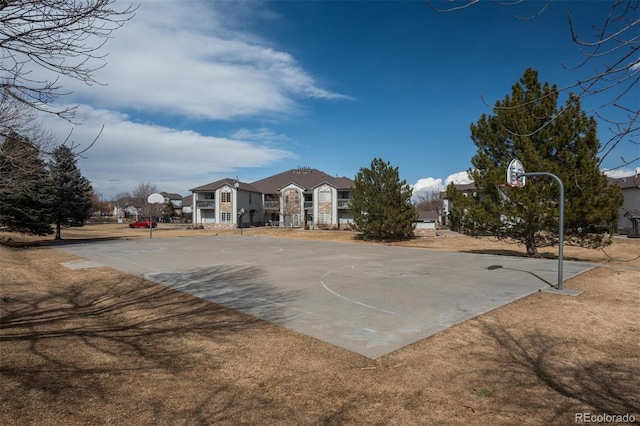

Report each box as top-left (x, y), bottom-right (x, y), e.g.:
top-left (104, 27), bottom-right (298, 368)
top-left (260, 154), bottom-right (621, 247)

top-left (444, 171), bottom-right (473, 186)
top-left (41, 105), bottom-right (296, 199)
top-left (60, 1), bottom-right (351, 121)
top-left (412, 171), bottom-right (473, 200)
top-left (413, 177), bottom-right (444, 193)
top-left (604, 167), bottom-right (640, 179)
top-left (26, 1), bottom-right (360, 199)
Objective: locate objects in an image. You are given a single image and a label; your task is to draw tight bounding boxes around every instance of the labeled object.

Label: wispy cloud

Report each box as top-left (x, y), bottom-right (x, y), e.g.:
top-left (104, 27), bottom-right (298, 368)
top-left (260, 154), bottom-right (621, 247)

top-left (60, 1), bottom-right (350, 121)
top-left (41, 105), bottom-right (296, 198)
top-left (231, 128), bottom-right (292, 144)
top-left (32, 1), bottom-right (358, 198)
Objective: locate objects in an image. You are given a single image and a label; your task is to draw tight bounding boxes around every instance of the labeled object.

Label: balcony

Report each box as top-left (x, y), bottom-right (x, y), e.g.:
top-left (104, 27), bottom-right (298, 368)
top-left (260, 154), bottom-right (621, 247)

top-left (337, 199), bottom-right (350, 209)
top-left (264, 201), bottom-right (280, 210)
top-left (304, 201), bottom-right (313, 209)
top-left (196, 200), bottom-right (215, 208)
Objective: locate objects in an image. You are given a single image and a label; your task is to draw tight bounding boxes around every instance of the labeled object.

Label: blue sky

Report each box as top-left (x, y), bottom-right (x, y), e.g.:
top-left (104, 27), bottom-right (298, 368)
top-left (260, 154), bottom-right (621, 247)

top-left (40, 0), bottom-right (639, 200)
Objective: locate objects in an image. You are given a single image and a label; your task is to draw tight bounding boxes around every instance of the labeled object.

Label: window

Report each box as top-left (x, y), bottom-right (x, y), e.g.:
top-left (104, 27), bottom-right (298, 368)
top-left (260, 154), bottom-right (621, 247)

top-left (221, 191), bottom-right (231, 202)
top-left (294, 194), bottom-right (300, 204)
top-left (319, 189), bottom-right (331, 202)
top-left (221, 212), bottom-right (231, 222)
top-left (293, 214), bottom-right (300, 227)
top-left (319, 212), bottom-right (331, 224)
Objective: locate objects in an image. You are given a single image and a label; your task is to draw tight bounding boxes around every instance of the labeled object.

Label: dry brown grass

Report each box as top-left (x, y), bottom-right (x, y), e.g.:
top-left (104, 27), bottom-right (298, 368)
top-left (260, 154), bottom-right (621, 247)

top-left (1, 224), bottom-right (638, 425)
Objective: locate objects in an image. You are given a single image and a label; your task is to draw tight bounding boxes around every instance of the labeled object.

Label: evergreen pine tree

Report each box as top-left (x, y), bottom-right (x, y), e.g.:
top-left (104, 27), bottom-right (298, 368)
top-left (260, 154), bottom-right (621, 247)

top-left (48, 145), bottom-right (93, 240)
top-left (349, 158), bottom-right (416, 240)
top-left (451, 68), bottom-right (622, 256)
top-left (0, 133), bottom-right (53, 235)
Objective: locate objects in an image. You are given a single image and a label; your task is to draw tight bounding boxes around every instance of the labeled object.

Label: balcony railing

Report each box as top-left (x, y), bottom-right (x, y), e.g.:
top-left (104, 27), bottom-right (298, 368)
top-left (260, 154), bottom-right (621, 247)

top-left (196, 200), bottom-right (215, 208)
top-left (304, 201), bottom-right (313, 209)
top-left (337, 199), bottom-right (350, 209)
top-left (264, 201), bottom-right (280, 210)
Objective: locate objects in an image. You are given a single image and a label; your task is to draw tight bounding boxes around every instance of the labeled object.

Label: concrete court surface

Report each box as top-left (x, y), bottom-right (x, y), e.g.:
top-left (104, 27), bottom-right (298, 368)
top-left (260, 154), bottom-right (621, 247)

top-left (56, 235), bottom-right (597, 359)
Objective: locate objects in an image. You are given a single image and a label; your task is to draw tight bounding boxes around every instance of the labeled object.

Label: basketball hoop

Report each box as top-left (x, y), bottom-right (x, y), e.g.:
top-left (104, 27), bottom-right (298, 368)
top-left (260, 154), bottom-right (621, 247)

top-left (513, 177), bottom-right (521, 188)
top-left (507, 159), bottom-right (526, 188)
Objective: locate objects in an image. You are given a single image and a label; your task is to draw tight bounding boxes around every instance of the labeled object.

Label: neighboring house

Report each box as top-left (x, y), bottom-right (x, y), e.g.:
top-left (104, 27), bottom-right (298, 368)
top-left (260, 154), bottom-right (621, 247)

top-left (414, 210), bottom-right (439, 236)
top-left (441, 182), bottom-right (476, 226)
top-left (113, 196), bottom-right (141, 220)
top-left (190, 168), bottom-right (355, 229)
top-left (190, 178), bottom-right (264, 229)
top-left (114, 192), bottom-right (185, 222)
top-left (160, 192), bottom-right (183, 208)
top-left (609, 173), bottom-right (640, 236)
top-left (160, 191), bottom-right (183, 219)
top-left (181, 195), bottom-right (192, 218)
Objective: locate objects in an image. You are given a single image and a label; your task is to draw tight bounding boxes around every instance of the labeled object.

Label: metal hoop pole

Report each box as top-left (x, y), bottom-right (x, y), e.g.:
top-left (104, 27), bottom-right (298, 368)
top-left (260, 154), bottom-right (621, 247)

top-left (518, 172), bottom-right (564, 290)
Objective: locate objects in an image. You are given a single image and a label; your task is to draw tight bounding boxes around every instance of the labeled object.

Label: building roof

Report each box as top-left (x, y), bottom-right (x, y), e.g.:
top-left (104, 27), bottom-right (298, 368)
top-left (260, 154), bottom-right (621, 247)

top-left (250, 168), bottom-right (354, 194)
top-left (190, 178), bottom-right (261, 193)
top-left (609, 174), bottom-right (640, 190)
top-left (181, 195), bottom-right (192, 207)
top-left (160, 191), bottom-right (183, 200)
top-left (416, 210), bottom-right (440, 222)
top-left (454, 182), bottom-right (476, 192)
top-left (624, 210), bottom-right (640, 219)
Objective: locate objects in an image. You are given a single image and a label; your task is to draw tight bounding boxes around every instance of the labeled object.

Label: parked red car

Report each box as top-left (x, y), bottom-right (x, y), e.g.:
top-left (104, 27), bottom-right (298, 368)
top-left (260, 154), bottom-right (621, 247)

top-left (128, 220), bottom-right (157, 229)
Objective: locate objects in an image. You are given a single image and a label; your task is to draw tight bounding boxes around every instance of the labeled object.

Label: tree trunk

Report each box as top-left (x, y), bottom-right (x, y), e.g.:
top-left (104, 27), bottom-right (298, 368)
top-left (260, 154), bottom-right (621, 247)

top-left (55, 222), bottom-right (62, 240)
top-left (525, 237), bottom-right (538, 257)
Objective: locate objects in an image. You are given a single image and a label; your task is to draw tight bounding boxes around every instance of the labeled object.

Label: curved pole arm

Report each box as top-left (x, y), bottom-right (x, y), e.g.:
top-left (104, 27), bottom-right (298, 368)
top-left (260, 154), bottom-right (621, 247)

top-left (517, 172), bottom-right (565, 290)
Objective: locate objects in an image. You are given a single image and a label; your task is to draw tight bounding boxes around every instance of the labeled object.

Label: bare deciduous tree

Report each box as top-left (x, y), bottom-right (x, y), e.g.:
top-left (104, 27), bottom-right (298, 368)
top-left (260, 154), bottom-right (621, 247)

top-left (0, 96), bottom-right (56, 194)
top-left (414, 188), bottom-right (442, 213)
top-left (0, 0), bottom-right (136, 122)
top-left (130, 182), bottom-right (161, 219)
top-left (89, 191), bottom-right (112, 216)
top-left (428, 0), bottom-right (639, 170)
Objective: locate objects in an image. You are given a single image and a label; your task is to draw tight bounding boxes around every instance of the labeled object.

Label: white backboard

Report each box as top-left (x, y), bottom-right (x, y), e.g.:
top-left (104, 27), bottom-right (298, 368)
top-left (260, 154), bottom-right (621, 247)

top-left (507, 159), bottom-right (525, 187)
top-left (148, 193), bottom-right (165, 204)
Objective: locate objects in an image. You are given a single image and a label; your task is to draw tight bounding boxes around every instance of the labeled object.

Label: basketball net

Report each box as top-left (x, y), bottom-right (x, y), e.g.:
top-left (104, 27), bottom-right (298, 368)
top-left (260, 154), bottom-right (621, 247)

top-left (496, 184), bottom-right (510, 202)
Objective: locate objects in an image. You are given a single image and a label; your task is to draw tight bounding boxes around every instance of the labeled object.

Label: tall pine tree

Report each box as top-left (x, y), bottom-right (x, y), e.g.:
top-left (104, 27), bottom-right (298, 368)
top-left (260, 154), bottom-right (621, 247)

top-left (0, 132), bottom-right (53, 235)
top-left (48, 145), bottom-right (93, 240)
top-left (447, 68), bottom-right (622, 256)
top-left (349, 158), bottom-right (416, 240)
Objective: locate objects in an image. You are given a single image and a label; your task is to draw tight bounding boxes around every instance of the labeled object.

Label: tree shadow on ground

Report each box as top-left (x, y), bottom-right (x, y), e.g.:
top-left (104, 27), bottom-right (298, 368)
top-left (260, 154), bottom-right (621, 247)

top-left (475, 320), bottom-right (640, 424)
top-left (465, 248), bottom-right (531, 257)
top-left (0, 264), bottom-right (298, 402)
top-left (145, 265), bottom-right (302, 324)
top-left (465, 248), bottom-right (584, 262)
top-left (1, 235), bottom-right (135, 248)
top-left (40, 236), bottom-right (138, 246)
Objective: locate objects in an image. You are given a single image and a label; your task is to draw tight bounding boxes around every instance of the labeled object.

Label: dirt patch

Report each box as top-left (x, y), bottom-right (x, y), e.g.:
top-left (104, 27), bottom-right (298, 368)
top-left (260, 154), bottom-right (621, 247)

top-left (1, 224), bottom-right (638, 425)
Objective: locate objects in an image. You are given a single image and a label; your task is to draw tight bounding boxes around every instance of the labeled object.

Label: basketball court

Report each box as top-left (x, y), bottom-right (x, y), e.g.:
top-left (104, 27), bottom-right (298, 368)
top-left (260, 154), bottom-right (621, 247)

top-left (57, 235), bottom-right (596, 358)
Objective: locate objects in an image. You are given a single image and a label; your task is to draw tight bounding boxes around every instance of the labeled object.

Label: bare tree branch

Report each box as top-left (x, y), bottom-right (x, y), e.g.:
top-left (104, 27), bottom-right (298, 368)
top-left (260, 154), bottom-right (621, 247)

top-left (0, 0), bottom-right (136, 123)
top-left (428, 0), bottom-right (639, 170)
